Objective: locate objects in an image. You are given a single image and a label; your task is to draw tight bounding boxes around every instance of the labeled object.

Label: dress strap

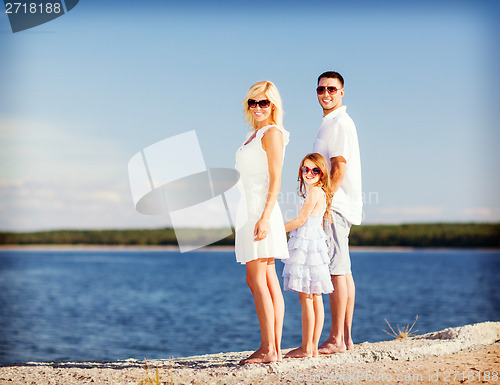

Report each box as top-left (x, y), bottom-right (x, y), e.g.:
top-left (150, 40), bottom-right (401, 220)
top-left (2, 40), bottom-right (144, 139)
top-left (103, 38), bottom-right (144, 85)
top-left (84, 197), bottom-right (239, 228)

top-left (258, 124), bottom-right (290, 146)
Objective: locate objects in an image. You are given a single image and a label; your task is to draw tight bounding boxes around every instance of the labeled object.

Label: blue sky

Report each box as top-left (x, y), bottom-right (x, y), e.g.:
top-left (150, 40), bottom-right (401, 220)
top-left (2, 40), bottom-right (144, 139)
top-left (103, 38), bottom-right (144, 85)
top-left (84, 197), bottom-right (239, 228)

top-left (0, 0), bottom-right (499, 231)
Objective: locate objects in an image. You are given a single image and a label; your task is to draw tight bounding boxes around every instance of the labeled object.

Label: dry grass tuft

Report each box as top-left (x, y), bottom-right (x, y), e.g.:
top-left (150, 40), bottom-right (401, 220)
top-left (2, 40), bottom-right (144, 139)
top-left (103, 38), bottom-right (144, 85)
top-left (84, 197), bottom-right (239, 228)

top-left (139, 360), bottom-right (174, 385)
top-left (384, 315), bottom-right (419, 339)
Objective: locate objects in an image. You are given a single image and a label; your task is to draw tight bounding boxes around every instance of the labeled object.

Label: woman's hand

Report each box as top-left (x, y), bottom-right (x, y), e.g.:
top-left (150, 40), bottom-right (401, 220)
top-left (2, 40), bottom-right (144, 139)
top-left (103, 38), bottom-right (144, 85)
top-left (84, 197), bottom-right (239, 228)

top-left (254, 217), bottom-right (270, 241)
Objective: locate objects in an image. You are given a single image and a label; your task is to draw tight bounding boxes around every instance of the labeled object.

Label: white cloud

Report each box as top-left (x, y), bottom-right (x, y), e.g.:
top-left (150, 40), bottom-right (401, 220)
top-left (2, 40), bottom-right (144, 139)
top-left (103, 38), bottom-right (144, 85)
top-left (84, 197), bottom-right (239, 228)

top-left (0, 117), bottom-right (243, 231)
top-left (0, 117), bottom-right (141, 230)
top-left (378, 206), bottom-right (446, 217)
top-left (461, 207), bottom-right (500, 222)
top-left (0, 116), bottom-right (127, 184)
top-left (363, 205), bottom-right (448, 224)
top-left (365, 204), bottom-right (500, 224)
top-left (0, 178), bottom-right (171, 231)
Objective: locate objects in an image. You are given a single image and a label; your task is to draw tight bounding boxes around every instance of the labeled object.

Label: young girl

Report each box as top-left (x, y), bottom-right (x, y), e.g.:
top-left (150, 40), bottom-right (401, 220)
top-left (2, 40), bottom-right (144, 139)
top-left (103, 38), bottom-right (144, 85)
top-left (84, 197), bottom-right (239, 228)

top-left (283, 153), bottom-right (334, 358)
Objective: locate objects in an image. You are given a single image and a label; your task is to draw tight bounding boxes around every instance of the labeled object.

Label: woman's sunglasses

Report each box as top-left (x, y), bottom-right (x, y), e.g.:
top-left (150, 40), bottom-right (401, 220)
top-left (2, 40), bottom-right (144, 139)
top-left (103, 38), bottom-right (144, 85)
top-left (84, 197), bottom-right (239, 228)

top-left (316, 86), bottom-right (339, 95)
top-left (300, 166), bottom-right (322, 176)
top-left (248, 99), bottom-right (271, 108)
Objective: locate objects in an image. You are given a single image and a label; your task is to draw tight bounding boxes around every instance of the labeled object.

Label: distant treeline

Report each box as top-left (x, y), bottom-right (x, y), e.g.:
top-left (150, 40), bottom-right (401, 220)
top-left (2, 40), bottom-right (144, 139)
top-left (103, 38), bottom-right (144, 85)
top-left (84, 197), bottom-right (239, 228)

top-left (0, 223), bottom-right (499, 248)
top-left (349, 223), bottom-right (500, 248)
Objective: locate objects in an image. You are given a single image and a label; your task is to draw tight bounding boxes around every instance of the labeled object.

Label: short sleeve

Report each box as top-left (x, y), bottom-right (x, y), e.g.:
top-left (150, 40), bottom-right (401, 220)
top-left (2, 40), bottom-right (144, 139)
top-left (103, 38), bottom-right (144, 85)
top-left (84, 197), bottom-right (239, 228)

top-left (328, 122), bottom-right (350, 162)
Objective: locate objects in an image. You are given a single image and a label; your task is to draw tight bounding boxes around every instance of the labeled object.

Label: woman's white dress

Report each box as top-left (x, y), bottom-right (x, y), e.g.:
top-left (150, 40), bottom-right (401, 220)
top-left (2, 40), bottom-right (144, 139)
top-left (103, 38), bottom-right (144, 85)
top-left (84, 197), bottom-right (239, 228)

top-left (282, 191), bottom-right (334, 294)
top-left (234, 125), bottom-right (290, 264)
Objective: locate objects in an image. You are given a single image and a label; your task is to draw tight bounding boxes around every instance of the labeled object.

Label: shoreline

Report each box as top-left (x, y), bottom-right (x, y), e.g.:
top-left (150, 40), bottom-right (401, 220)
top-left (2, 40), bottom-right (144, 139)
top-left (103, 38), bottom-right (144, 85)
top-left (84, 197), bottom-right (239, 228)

top-left (0, 244), bottom-right (498, 252)
top-left (1, 322), bottom-right (499, 384)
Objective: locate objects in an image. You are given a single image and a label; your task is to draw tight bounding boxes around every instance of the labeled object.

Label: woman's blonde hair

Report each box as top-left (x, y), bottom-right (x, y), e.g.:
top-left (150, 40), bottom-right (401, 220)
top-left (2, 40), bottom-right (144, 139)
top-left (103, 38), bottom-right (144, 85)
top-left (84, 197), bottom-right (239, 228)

top-left (297, 153), bottom-right (333, 223)
top-left (242, 80), bottom-right (283, 130)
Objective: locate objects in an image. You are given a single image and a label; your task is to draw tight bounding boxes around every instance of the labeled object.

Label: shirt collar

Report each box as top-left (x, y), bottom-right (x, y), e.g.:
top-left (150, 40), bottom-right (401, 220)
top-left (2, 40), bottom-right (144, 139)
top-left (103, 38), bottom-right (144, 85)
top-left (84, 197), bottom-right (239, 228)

top-left (323, 105), bottom-right (347, 121)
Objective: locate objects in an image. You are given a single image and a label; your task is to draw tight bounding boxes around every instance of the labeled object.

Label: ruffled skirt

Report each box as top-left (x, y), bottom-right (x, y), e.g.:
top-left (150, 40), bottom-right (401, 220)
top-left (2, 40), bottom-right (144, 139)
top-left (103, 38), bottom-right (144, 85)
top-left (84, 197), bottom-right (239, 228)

top-left (283, 218), bottom-right (333, 294)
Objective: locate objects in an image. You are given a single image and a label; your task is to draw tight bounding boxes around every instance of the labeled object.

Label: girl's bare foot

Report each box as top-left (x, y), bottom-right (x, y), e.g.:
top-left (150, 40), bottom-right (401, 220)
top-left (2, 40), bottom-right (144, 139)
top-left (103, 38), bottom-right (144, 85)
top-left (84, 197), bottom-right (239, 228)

top-left (346, 338), bottom-right (355, 350)
top-left (285, 346), bottom-right (313, 358)
top-left (239, 348), bottom-right (277, 365)
top-left (318, 339), bottom-right (346, 354)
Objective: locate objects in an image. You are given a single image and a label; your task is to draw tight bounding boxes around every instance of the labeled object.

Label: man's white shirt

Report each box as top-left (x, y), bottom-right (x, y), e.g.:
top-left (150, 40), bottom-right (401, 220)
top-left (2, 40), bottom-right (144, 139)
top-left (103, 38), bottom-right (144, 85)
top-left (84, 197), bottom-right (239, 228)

top-left (313, 106), bottom-right (363, 225)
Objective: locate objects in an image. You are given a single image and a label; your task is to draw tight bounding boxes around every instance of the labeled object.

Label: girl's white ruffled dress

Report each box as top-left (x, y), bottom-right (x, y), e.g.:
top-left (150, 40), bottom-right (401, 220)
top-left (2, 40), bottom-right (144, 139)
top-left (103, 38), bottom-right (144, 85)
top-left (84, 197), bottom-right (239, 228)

top-left (283, 193), bottom-right (334, 294)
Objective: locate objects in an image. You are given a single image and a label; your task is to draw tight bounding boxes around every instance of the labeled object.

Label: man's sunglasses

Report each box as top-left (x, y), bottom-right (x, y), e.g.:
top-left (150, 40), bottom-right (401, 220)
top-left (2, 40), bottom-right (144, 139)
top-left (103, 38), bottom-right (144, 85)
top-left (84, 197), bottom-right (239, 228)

top-left (300, 166), bottom-right (322, 176)
top-left (247, 99), bottom-right (271, 108)
top-left (316, 86), bottom-right (339, 95)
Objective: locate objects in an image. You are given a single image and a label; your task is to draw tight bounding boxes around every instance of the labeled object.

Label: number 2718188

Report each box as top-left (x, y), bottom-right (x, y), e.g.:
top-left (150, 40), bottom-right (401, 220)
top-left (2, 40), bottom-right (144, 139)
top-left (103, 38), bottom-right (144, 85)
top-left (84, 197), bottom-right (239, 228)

top-left (442, 371), bottom-right (498, 382)
top-left (5, 2), bottom-right (62, 14)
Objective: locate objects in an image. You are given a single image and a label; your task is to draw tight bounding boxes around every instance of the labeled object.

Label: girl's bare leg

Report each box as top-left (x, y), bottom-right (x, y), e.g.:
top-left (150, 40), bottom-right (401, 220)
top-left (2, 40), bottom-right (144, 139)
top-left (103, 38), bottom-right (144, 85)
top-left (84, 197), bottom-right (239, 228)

top-left (286, 292), bottom-right (314, 358)
top-left (312, 294), bottom-right (325, 357)
top-left (240, 258), bottom-right (278, 364)
top-left (266, 259), bottom-right (285, 361)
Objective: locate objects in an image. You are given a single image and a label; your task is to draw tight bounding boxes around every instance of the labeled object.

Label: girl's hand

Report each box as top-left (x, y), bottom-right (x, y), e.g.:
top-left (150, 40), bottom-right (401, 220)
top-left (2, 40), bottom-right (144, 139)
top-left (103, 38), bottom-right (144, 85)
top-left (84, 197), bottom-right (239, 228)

top-left (285, 186), bottom-right (323, 232)
top-left (254, 217), bottom-right (269, 241)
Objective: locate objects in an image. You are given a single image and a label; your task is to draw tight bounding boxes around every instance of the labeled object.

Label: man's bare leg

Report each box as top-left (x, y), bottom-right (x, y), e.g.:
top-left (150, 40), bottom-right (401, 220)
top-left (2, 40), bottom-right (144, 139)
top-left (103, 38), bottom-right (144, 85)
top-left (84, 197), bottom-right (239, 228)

top-left (318, 275), bottom-right (347, 354)
top-left (344, 274), bottom-right (355, 349)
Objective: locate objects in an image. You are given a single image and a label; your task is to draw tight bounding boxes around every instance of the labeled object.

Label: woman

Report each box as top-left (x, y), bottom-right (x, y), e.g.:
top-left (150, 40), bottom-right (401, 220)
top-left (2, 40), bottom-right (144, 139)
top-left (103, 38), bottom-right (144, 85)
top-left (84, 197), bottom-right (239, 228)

top-left (235, 80), bottom-right (290, 364)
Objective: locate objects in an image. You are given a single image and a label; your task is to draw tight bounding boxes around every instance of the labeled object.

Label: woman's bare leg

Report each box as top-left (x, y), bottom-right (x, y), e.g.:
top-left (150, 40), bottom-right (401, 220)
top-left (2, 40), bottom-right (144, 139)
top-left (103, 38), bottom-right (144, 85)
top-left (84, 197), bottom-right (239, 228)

top-left (240, 258), bottom-right (278, 364)
top-left (266, 259), bottom-right (285, 361)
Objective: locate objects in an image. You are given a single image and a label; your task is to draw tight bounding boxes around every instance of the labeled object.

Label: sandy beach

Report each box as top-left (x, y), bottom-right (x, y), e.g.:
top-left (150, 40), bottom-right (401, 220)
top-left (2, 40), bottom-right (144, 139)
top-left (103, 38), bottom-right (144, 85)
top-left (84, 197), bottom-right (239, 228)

top-left (1, 321), bottom-right (498, 385)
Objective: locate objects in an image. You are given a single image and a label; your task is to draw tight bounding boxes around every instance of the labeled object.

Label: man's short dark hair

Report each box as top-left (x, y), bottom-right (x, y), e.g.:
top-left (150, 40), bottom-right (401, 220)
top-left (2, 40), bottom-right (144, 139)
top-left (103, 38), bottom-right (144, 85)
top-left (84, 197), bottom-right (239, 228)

top-left (317, 71), bottom-right (344, 87)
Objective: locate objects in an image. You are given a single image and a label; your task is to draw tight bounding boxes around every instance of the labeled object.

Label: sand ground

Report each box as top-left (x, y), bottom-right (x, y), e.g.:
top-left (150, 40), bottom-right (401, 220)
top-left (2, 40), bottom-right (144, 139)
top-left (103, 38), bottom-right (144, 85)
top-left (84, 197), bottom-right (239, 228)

top-left (1, 322), bottom-right (499, 385)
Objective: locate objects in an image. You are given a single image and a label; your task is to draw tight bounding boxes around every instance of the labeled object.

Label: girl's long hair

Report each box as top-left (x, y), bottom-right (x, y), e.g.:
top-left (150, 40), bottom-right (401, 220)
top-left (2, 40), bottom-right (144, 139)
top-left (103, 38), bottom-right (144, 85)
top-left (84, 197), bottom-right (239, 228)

top-left (297, 153), bottom-right (333, 223)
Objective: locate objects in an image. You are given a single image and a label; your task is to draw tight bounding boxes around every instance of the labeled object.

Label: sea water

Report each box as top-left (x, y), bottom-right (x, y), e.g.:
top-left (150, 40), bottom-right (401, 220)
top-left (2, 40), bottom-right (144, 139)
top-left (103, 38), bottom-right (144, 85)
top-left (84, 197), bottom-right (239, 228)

top-left (0, 248), bottom-right (498, 365)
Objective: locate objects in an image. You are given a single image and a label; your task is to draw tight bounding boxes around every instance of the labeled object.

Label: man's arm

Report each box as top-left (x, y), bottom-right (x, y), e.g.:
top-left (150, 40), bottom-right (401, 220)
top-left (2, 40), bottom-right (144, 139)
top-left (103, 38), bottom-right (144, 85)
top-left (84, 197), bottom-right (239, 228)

top-left (330, 156), bottom-right (346, 194)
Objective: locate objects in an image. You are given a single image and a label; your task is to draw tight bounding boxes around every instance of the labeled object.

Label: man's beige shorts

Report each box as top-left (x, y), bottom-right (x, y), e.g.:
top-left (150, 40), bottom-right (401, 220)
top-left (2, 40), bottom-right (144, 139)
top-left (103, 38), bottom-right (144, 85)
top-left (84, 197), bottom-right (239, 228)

top-left (325, 210), bottom-right (352, 275)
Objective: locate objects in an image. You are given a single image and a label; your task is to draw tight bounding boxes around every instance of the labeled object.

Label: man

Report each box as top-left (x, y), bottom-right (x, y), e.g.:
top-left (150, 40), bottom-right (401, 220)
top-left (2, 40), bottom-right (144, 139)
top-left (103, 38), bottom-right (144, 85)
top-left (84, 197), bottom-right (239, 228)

top-left (313, 71), bottom-right (362, 353)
